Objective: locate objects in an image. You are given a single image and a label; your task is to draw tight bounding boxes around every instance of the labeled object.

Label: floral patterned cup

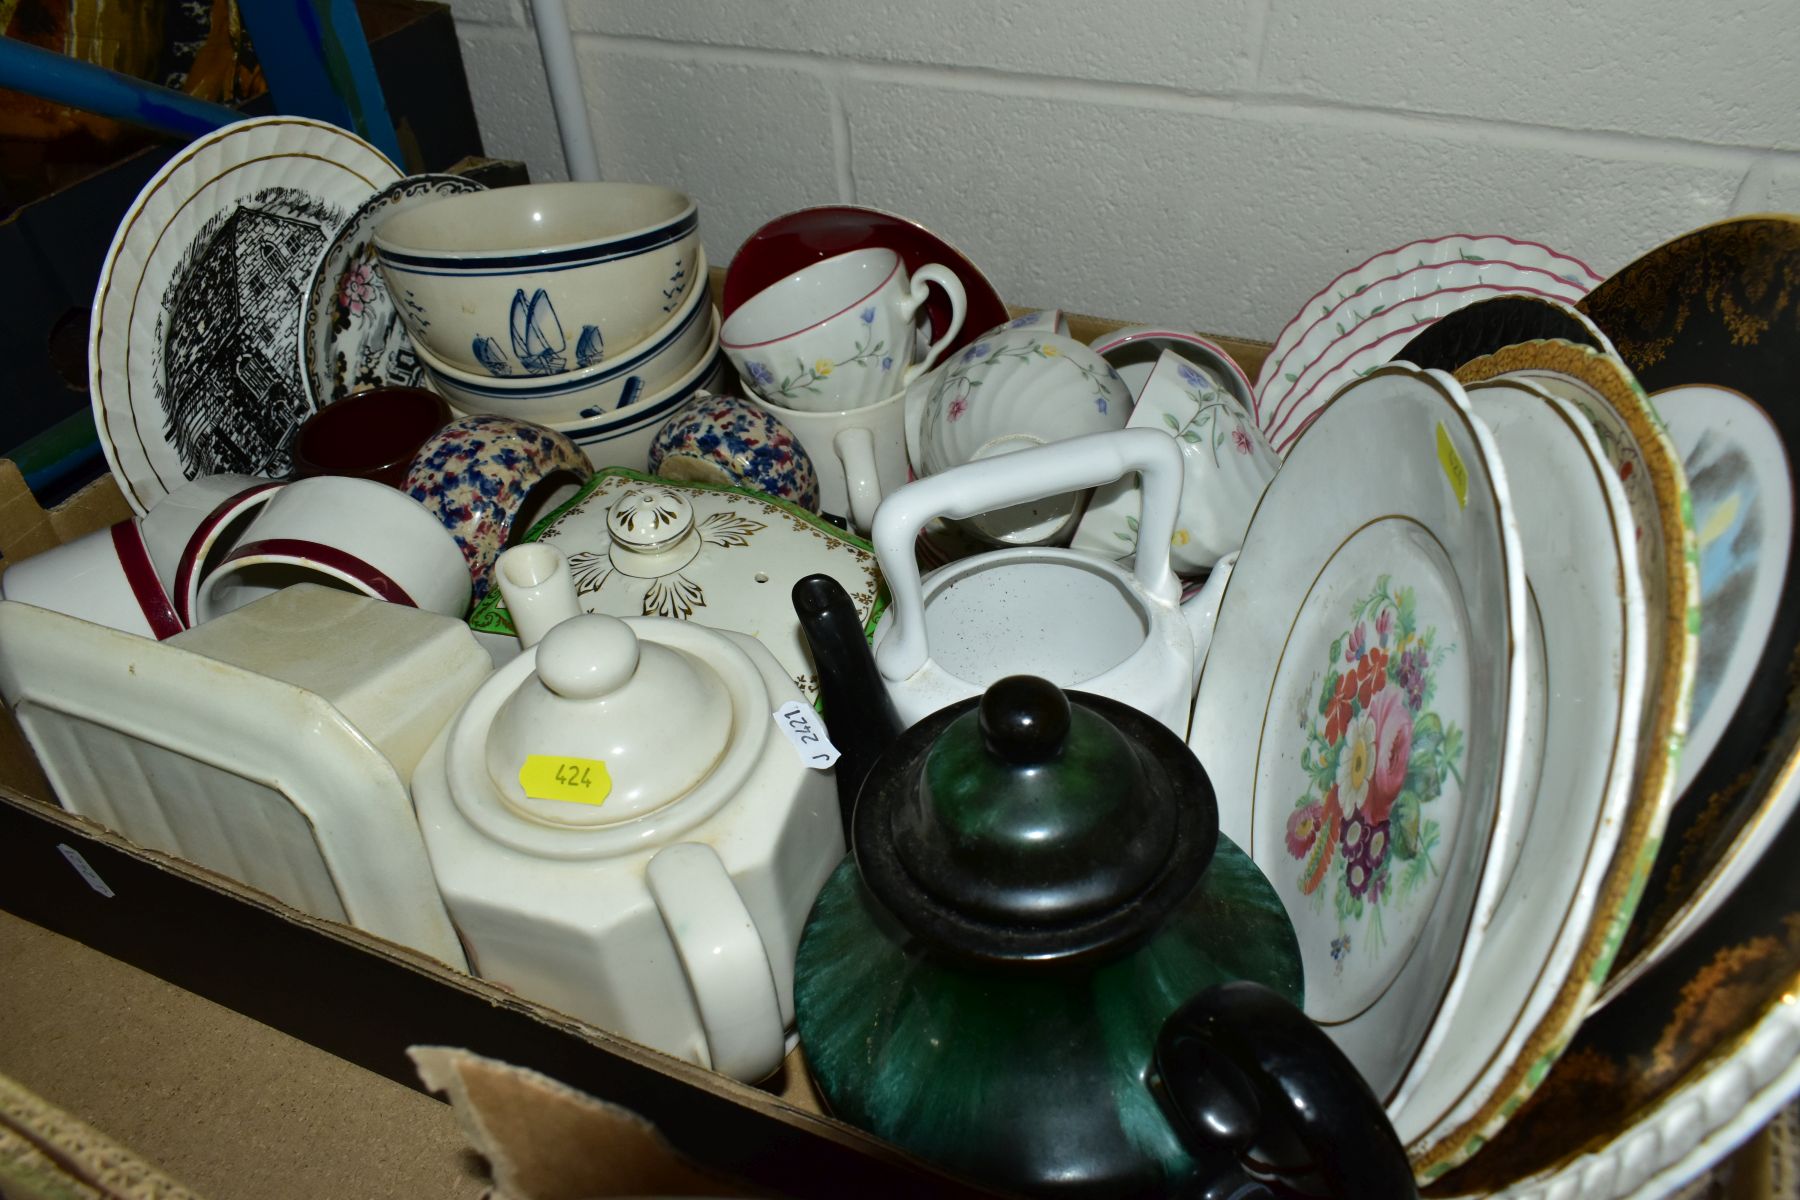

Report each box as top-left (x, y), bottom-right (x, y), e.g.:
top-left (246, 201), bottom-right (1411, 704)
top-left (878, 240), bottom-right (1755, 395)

top-left (721, 248), bottom-right (966, 414)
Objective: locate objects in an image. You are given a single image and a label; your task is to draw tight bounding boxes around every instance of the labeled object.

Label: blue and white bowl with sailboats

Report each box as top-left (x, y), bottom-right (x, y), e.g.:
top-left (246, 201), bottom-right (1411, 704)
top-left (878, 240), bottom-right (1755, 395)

top-left (412, 251), bottom-right (717, 425)
top-left (372, 181), bottom-right (700, 378)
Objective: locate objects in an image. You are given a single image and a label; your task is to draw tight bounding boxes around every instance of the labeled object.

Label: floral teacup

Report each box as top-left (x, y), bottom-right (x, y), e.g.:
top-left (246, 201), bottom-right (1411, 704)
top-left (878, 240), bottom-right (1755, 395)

top-left (904, 324), bottom-right (1132, 545)
top-left (1070, 349), bottom-right (1277, 572)
top-left (648, 393), bottom-right (822, 512)
top-left (721, 248), bottom-right (966, 414)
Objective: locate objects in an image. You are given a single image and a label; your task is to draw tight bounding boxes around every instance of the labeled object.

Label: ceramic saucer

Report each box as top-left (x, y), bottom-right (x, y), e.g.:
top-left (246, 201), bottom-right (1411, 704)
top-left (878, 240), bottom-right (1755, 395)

top-left (1259, 265), bottom-right (1591, 433)
top-left (722, 205), bottom-right (1007, 362)
top-left (89, 116), bottom-right (401, 515)
top-left (1391, 379), bottom-right (1647, 1173)
top-left (1451, 339), bottom-right (1701, 1003)
top-left (301, 173), bottom-right (486, 409)
top-left (1188, 363), bottom-right (1527, 1101)
top-left (1394, 293), bottom-right (1616, 375)
top-left (1575, 215), bottom-right (1800, 998)
top-left (1255, 235), bottom-right (1603, 413)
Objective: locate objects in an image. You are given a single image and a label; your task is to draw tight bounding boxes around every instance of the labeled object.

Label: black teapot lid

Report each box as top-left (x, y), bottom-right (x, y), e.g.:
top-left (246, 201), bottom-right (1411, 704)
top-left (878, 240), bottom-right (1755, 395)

top-left (853, 675), bottom-right (1219, 965)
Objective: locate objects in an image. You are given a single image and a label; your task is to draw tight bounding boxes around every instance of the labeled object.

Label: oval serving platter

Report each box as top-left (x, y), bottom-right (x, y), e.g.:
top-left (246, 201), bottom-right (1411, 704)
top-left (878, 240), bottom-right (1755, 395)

top-left (1451, 338), bottom-right (1701, 1007)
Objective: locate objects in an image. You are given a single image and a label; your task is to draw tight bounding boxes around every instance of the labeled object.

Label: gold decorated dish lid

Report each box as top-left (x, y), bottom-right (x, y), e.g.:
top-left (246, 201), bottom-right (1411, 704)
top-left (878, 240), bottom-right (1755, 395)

top-left (469, 468), bottom-right (882, 702)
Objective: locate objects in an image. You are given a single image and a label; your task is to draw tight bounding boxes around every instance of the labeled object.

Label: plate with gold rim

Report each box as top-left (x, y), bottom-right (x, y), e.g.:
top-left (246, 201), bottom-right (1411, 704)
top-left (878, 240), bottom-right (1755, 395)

top-left (1574, 215), bottom-right (1800, 999)
top-left (1389, 378), bottom-right (1647, 1170)
top-left (1188, 363), bottom-right (1528, 1100)
top-left (89, 116), bottom-right (401, 515)
top-left (1450, 339), bottom-right (1700, 1005)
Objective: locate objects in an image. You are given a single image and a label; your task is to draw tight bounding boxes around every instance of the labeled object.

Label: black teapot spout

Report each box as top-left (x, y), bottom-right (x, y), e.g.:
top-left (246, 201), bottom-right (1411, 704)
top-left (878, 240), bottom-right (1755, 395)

top-left (792, 574), bottom-right (903, 841)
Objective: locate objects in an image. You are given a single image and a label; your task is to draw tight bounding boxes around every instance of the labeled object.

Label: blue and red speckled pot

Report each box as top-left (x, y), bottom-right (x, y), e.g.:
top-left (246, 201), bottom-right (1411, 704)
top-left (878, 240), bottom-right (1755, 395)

top-left (647, 393), bottom-right (821, 513)
top-left (404, 415), bottom-right (593, 601)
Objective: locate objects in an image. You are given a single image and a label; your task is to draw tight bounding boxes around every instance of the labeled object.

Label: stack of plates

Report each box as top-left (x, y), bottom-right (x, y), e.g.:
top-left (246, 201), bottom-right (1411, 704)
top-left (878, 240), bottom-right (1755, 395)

top-left (1251, 235), bottom-right (1602, 458)
top-left (1200, 215), bottom-right (1800, 1197)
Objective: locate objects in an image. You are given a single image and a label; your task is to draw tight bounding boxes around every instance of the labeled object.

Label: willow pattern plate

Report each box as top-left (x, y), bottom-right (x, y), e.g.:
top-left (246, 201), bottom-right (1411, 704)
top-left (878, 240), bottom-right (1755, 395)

top-left (89, 116), bottom-right (400, 515)
top-left (1451, 339), bottom-right (1701, 1004)
top-left (1392, 380), bottom-right (1647, 1173)
top-left (1259, 263), bottom-right (1590, 429)
top-left (1188, 364), bottom-right (1527, 1101)
top-left (1255, 235), bottom-right (1603, 412)
top-left (301, 173), bottom-right (486, 409)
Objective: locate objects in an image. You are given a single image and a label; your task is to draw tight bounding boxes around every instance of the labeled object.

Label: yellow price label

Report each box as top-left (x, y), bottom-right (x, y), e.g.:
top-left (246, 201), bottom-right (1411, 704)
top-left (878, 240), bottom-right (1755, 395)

top-left (1436, 422), bottom-right (1469, 510)
top-left (519, 755), bottom-right (612, 806)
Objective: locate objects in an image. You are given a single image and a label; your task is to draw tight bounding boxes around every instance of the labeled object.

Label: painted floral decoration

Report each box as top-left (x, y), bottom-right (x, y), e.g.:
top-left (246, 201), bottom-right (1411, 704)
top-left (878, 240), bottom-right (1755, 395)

top-left (932, 331), bottom-right (1122, 425)
top-left (1284, 576), bottom-right (1463, 963)
top-left (1165, 362), bottom-right (1264, 465)
top-left (742, 305), bottom-right (893, 402)
top-left (337, 259), bottom-right (377, 318)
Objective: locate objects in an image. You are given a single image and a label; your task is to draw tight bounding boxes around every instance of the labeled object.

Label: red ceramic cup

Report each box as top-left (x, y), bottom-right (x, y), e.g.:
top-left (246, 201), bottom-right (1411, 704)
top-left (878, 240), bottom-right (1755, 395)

top-left (289, 387), bottom-right (453, 488)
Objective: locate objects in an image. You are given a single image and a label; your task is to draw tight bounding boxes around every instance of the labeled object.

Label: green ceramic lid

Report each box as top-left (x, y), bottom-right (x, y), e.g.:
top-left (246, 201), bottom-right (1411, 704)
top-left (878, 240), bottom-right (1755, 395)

top-left (855, 675), bottom-right (1219, 964)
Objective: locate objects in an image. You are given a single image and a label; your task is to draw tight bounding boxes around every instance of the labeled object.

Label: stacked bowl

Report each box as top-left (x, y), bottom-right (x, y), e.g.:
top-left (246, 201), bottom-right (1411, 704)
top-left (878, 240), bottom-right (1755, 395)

top-left (372, 182), bottom-right (728, 469)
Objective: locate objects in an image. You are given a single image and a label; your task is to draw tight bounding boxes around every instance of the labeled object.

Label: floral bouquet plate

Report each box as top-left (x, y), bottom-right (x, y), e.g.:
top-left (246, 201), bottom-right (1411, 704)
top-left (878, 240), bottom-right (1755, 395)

top-left (466, 467), bottom-right (883, 703)
top-left (1187, 363), bottom-right (1529, 1103)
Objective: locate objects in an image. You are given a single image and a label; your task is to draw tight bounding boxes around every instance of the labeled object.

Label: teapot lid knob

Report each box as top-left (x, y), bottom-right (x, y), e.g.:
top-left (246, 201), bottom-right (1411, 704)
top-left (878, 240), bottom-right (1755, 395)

top-left (979, 676), bottom-right (1068, 764)
top-left (855, 676), bottom-right (1220, 966)
top-left (535, 613), bottom-right (639, 699)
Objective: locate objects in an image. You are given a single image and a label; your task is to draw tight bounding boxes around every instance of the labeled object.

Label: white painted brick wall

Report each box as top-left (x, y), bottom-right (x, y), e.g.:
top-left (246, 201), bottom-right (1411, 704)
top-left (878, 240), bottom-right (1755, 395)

top-left (448, 0), bottom-right (1800, 342)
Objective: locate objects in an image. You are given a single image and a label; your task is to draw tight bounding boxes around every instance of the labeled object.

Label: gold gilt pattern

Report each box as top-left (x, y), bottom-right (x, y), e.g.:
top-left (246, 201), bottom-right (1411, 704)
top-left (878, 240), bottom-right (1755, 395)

top-left (1430, 914), bottom-right (1800, 1195)
top-left (1577, 217), bottom-right (1800, 969)
top-left (1411, 339), bottom-right (1702, 1176)
top-left (1579, 217), bottom-right (1800, 373)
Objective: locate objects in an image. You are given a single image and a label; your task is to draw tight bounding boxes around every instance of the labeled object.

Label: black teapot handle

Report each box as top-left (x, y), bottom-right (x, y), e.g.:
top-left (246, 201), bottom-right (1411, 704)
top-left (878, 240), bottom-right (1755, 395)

top-left (1149, 981), bottom-right (1418, 1200)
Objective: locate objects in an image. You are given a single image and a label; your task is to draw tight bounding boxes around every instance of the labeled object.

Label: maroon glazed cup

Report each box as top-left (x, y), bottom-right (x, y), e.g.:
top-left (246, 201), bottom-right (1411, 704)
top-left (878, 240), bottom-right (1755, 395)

top-left (289, 387), bottom-right (453, 488)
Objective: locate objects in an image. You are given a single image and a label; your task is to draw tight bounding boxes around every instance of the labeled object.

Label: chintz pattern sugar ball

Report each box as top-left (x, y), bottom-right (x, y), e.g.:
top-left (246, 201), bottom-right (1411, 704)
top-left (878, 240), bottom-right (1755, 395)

top-left (405, 415), bottom-right (593, 600)
top-left (649, 393), bottom-right (821, 512)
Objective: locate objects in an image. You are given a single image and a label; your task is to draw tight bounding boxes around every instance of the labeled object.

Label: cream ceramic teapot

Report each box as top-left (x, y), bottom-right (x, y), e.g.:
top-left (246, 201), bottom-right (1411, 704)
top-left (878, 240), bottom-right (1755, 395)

top-left (871, 429), bottom-right (1234, 738)
top-left (411, 605), bottom-right (843, 1081)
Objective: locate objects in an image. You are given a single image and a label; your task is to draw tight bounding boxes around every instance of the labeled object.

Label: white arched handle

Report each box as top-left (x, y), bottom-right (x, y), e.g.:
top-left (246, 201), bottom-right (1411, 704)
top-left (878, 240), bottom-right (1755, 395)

top-left (873, 428), bottom-right (1185, 684)
top-left (834, 425), bottom-right (883, 534)
top-left (645, 842), bottom-right (785, 1081)
top-left (898, 264), bottom-right (967, 385)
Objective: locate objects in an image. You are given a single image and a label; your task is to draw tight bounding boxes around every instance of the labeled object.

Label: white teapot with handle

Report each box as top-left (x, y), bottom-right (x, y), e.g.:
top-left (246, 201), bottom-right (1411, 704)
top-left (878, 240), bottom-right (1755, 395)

top-left (411, 605), bottom-right (843, 1081)
top-left (870, 429), bottom-right (1236, 738)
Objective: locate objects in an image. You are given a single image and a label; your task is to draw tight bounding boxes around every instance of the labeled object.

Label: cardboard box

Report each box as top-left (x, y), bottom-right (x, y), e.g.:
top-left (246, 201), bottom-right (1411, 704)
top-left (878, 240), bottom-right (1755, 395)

top-left (0, 309), bottom-right (1271, 1196)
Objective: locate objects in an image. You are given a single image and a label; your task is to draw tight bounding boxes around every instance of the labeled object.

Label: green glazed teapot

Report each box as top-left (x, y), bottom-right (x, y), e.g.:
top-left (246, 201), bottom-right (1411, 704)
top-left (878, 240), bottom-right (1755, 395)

top-left (792, 575), bottom-right (1416, 1199)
